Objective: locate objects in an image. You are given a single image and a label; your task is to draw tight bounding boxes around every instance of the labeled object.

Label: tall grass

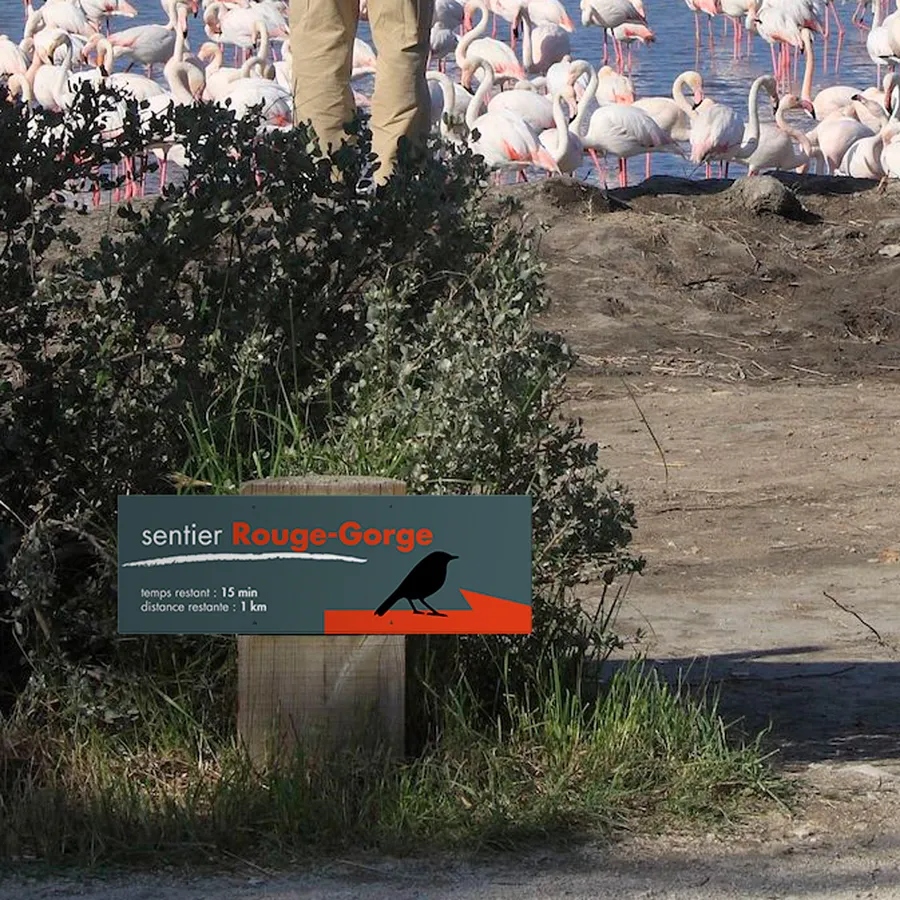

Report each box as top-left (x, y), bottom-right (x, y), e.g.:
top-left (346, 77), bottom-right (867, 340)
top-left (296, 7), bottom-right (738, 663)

top-left (0, 655), bottom-right (785, 866)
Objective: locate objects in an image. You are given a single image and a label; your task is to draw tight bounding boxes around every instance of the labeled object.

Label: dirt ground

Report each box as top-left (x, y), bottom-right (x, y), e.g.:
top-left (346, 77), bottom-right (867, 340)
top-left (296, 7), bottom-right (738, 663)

top-left (3, 174), bottom-right (900, 898)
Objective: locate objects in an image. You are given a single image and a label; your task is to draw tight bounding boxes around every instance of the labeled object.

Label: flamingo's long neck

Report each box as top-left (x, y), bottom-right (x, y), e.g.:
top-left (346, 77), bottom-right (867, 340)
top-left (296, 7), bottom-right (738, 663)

top-left (799, 27), bottom-right (814, 104)
top-left (571, 62), bottom-right (599, 136)
top-left (671, 71), bottom-right (696, 117)
top-left (456, 0), bottom-right (487, 68)
top-left (255, 21), bottom-right (270, 62)
top-left (465, 57), bottom-right (495, 128)
top-left (737, 74), bottom-right (770, 157)
top-left (775, 99), bottom-right (812, 156)
top-left (429, 70), bottom-right (456, 138)
top-left (165, 59), bottom-right (195, 102)
top-left (551, 90), bottom-right (569, 162)
top-left (519, 10), bottom-right (533, 73)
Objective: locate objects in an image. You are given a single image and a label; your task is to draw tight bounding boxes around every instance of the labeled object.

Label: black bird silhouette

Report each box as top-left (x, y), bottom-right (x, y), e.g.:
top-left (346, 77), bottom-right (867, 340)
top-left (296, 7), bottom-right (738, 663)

top-left (374, 551), bottom-right (459, 617)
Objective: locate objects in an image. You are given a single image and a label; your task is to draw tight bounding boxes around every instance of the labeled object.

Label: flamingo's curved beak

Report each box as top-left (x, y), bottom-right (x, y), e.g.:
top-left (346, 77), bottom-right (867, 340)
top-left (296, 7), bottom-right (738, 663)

top-left (800, 99), bottom-right (816, 118)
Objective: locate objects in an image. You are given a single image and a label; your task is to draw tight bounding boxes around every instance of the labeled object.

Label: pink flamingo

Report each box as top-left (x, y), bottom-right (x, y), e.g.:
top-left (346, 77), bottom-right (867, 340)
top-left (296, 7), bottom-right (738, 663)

top-left (683, 0), bottom-right (722, 59)
top-left (517, 7), bottom-right (571, 75)
top-left (457, 0), bottom-right (526, 87)
top-left (579, 0), bottom-right (648, 67)
top-left (689, 74), bottom-right (776, 177)
top-left (742, 93), bottom-right (815, 174)
top-left (0, 34), bottom-right (28, 77)
top-left (464, 56), bottom-right (558, 181)
top-left (82, 0), bottom-right (187, 77)
top-left (634, 70), bottom-right (705, 177)
top-left (569, 59), bottom-right (681, 187)
top-left (611, 22), bottom-right (655, 73)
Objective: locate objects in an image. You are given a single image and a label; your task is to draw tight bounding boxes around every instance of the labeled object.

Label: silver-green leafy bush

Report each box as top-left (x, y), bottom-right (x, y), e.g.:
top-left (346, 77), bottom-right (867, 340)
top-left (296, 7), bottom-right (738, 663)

top-left (0, 85), bottom-right (641, 724)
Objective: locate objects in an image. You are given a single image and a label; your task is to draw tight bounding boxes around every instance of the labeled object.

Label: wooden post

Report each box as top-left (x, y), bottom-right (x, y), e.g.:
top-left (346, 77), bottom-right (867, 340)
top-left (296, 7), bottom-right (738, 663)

top-left (236, 475), bottom-right (406, 767)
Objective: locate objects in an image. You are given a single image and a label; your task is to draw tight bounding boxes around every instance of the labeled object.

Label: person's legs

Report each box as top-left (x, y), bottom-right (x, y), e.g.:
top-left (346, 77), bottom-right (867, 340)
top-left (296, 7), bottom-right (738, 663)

top-left (290, 0), bottom-right (359, 156)
top-left (367, 0), bottom-right (434, 184)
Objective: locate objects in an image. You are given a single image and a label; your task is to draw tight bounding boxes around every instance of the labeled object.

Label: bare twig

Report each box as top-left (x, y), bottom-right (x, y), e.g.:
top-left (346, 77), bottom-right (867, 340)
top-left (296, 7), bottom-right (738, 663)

top-left (823, 591), bottom-right (884, 645)
top-left (790, 363), bottom-right (830, 378)
top-left (621, 378), bottom-right (669, 492)
top-left (219, 848), bottom-right (276, 878)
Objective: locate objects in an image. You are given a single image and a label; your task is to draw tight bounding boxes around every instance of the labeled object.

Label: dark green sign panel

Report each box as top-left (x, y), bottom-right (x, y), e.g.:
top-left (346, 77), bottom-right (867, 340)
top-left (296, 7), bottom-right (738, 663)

top-left (117, 496), bottom-right (532, 634)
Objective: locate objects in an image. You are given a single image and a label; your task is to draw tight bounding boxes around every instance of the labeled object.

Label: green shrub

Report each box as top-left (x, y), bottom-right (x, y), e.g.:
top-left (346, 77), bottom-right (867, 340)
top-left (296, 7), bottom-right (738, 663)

top-left (0, 88), bottom-right (640, 726)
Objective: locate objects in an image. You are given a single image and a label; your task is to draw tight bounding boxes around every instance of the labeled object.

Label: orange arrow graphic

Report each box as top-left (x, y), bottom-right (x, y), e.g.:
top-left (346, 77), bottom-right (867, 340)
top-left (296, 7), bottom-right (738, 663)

top-left (323, 589), bottom-right (531, 634)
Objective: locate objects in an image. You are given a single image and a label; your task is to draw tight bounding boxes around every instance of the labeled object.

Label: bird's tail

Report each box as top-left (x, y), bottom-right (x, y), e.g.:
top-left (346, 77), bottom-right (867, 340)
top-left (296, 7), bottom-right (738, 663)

top-left (374, 587), bottom-right (403, 616)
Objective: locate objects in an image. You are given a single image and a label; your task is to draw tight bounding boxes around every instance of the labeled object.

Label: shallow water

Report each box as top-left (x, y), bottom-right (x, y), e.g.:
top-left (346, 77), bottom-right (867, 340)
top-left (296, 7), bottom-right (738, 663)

top-left (1, 0), bottom-right (884, 182)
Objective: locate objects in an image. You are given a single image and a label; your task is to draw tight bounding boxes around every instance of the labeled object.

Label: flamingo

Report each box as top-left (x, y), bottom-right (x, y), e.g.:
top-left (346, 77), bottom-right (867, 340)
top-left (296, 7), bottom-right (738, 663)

top-left (879, 121), bottom-right (900, 178)
top-left (517, 6), bottom-right (571, 75)
top-left (457, 0), bottom-right (526, 87)
top-left (579, 0), bottom-right (648, 68)
top-left (747, 0), bottom-right (822, 89)
top-left (79, 0), bottom-right (139, 27)
top-left (435, 0), bottom-right (465, 29)
top-left (482, 0), bottom-right (525, 48)
top-left (92, 39), bottom-right (167, 100)
top-left (487, 78), bottom-right (555, 131)
top-left (23, 1), bottom-right (97, 40)
top-left (218, 58), bottom-right (293, 128)
top-left (430, 23), bottom-right (459, 71)
top-left (526, 0), bottom-right (576, 30)
top-left (611, 23), bottom-right (655, 75)
top-left (837, 117), bottom-right (892, 178)
top-left (82, 0), bottom-right (186, 77)
top-left (721, 0), bottom-right (752, 58)
top-left (0, 34), bottom-right (29, 77)
top-left (203, 0), bottom-right (288, 47)
top-left (352, 38), bottom-right (377, 78)
top-left (26, 32), bottom-right (80, 110)
top-left (742, 93), bottom-right (815, 174)
top-left (689, 73), bottom-right (777, 177)
top-left (464, 56), bottom-right (558, 181)
top-left (806, 104), bottom-right (874, 172)
top-left (569, 59), bottom-right (682, 187)
top-left (538, 91), bottom-right (584, 173)
top-left (684, 0), bottom-right (721, 58)
top-left (634, 70), bottom-right (705, 176)
top-left (595, 64), bottom-right (635, 104)
top-left (426, 69), bottom-right (470, 144)
top-left (868, 0), bottom-right (899, 84)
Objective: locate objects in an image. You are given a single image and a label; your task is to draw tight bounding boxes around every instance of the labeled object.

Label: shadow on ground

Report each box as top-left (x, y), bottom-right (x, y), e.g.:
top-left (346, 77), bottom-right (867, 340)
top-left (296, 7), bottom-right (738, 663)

top-left (604, 648), bottom-right (900, 764)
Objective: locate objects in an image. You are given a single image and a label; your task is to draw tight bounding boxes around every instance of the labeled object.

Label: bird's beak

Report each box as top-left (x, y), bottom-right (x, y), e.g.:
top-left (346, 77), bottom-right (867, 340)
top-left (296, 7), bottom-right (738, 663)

top-left (449, 555), bottom-right (459, 560)
top-left (801, 99), bottom-right (816, 119)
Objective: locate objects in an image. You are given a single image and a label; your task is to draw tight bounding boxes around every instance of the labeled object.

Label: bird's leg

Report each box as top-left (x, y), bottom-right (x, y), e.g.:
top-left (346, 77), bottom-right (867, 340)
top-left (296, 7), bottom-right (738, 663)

top-left (770, 43), bottom-right (778, 81)
top-left (602, 29), bottom-right (610, 66)
top-left (509, 19), bottom-right (516, 51)
top-left (492, 13), bottom-right (497, 37)
top-left (830, 0), bottom-right (845, 38)
top-left (694, 11), bottom-right (701, 50)
top-left (407, 599), bottom-right (424, 614)
top-left (705, 160), bottom-right (711, 179)
top-left (420, 599), bottom-right (448, 617)
top-left (707, 15), bottom-right (715, 55)
top-left (645, 152), bottom-right (651, 180)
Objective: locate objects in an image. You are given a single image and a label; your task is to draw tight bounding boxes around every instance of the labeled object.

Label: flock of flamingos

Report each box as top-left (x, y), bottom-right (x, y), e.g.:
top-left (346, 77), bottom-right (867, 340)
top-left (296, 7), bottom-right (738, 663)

top-left (3, 0), bottom-right (900, 198)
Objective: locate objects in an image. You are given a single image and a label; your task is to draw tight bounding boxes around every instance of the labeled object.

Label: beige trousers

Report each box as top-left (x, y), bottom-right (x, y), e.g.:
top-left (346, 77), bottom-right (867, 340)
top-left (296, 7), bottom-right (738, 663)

top-left (290, 0), bottom-right (434, 184)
